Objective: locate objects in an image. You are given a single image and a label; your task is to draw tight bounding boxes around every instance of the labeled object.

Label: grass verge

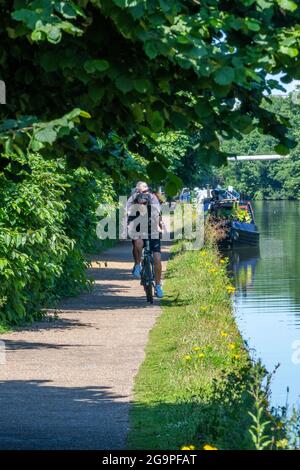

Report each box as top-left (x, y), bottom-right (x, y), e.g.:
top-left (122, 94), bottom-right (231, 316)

top-left (127, 243), bottom-right (256, 450)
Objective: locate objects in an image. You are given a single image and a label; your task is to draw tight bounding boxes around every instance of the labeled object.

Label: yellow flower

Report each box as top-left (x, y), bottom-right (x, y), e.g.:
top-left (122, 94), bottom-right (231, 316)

top-left (220, 331), bottom-right (228, 338)
top-left (276, 439), bottom-right (288, 449)
top-left (203, 444), bottom-right (218, 450)
top-left (232, 354), bottom-right (241, 360)
top-left (200, 306), bottom-right (208, 312)
top-left (184, 355), bottom-right (192, 361)
top-left (200, 250), bottom-right (207, 257)
top-left (181, 445), bottom-right (197, 450)
top-left (198, 353), bottom-right (205, 359)
top-left (192, 346), bottom-right (201, 352)
top-left (226, 285), bottom-right (236, 294)
top-left (219, 259), bottom-right (225, 264)
top-left (228, 343), bottom-right (236, 350)
top-left (209, 268), bottom-right (217, 274)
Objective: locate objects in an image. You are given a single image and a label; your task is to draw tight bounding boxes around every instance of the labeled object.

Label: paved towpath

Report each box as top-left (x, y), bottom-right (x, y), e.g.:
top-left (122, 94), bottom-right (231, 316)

top-left (0, 241), bottom-right (170, 449)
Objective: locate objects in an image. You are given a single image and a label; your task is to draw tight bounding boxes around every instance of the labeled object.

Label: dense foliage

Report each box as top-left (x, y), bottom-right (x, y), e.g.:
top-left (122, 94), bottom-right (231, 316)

top-left (1, 0), bottom-right (300, 179)
top-left (0, 153), bottom-right (115, 323)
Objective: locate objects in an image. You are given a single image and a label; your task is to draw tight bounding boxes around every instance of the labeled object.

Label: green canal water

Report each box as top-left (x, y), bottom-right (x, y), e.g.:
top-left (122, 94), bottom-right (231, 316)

top-left (228, 200), bottom-right (300, 409)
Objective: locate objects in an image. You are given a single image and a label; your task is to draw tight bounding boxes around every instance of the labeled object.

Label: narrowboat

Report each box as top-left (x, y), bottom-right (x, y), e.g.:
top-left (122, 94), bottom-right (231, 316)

top-left (207, 188), bottom-right (260, 247)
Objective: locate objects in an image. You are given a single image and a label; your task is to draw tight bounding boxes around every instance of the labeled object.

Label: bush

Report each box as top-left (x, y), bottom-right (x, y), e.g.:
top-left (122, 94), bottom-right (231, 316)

top-left (55, 166), bottom-right (116, 298)
top-left (0, 152), bottom-right (115, 324)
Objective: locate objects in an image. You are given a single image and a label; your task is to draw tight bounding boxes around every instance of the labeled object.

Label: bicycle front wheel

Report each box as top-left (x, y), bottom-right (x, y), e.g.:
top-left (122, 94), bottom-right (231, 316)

top-left (142, 255), bottom-right (154, 303)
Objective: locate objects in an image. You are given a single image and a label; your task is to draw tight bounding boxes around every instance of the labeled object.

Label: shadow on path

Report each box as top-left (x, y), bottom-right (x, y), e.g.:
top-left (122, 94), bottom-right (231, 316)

top-left (0, 379), bottom-right (128, 450)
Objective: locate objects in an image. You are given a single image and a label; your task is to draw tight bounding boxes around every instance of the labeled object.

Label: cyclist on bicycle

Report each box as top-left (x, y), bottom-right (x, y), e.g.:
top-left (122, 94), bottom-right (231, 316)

top-left (127, 181), bottom-right (164, 298)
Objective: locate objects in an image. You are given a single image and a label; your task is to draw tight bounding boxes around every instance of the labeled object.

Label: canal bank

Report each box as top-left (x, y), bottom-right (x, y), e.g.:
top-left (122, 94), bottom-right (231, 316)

top-left (128, 242), bottom-right (264, 450)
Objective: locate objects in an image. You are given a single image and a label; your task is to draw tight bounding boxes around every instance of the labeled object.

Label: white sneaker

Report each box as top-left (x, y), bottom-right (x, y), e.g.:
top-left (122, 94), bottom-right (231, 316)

top-left (132, 264), bottom-right (141, 278)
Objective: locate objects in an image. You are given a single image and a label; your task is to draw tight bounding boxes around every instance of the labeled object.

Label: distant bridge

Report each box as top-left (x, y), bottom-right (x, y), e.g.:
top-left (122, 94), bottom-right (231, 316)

top-left (227, 154), bottom-right (287, 161)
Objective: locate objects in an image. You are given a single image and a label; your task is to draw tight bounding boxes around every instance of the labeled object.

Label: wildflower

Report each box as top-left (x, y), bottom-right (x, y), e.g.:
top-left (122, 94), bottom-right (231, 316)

top-left (219, 259), bottom-right (225, 264)
top-left (220, 331), bottom-right (228, 338)
top-left (181, 445), bottom-right (197, 450)
top-left (192, 346), bottom-right (201, 352)
top-left (200, 250), bottom-right (207, 257)
top-left (198, 353), bottom-right (205, 359)
top-left (226, 285), bottom-right (236, 294)
top-left (184, 355), bottom-right (192, 361)
top-left (228, 343), bottom-right (236, 350)
top-left (200, 306), bottom-right (208, 312)
top-left (203, 444), bottom-right (218, 450)
top-left (209, 268), bottom-right (217, 274)
top-left (232, 354), bottom-right (241, 360)
top-left (276, 439), bottom-right (288, 449)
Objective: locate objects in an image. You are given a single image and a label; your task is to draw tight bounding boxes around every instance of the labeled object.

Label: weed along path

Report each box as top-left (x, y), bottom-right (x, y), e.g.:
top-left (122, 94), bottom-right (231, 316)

top-left (0, 241), bottom-right (170, 450)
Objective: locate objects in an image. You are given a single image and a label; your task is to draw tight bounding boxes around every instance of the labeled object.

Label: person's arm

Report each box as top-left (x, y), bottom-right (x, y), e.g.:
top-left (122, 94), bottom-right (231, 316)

top-left (150, 194), bottom-right (163, 233)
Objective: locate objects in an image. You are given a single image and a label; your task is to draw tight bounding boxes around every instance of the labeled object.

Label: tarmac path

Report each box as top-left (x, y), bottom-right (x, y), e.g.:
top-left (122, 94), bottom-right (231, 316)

top-left (0, 241), bottom-right (170, 449)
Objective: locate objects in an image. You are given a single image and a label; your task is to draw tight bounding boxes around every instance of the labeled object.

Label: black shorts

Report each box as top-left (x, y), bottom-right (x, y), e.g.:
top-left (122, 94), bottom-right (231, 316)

top-left (131, 239), bottom-right (161, 253)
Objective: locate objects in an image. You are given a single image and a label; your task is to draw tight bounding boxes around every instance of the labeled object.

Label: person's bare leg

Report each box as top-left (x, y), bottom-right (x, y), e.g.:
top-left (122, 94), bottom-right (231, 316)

top-left (133, 239), bottom-right (143, 265)
top-left (153, 252), bottom-right (162, 285)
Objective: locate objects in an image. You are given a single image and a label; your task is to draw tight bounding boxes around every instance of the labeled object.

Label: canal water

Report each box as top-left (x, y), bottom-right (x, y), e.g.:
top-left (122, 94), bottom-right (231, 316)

top-left (227, 200), bottom-right (300, 409)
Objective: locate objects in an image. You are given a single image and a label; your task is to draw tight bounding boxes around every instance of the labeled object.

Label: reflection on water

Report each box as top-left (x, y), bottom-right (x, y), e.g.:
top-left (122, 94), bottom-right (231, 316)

top-left (226, 201), bottom-right (300, 408)
top-left (227, 246), bottom-right (260, 295)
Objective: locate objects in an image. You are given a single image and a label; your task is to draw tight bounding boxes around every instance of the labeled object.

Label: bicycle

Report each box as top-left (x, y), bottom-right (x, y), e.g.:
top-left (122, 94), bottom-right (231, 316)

top-left (140, 239), bottom-right (155, 303)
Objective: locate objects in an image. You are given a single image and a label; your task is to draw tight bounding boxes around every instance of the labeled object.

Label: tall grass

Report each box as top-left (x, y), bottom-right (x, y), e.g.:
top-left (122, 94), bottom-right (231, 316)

top-left (128, 244), bottom-right (256, 449)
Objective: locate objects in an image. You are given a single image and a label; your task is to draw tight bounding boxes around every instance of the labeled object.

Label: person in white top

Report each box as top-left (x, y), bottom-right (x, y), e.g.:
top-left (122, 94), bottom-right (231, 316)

top-left (126, 181), bottom-right (163, 298)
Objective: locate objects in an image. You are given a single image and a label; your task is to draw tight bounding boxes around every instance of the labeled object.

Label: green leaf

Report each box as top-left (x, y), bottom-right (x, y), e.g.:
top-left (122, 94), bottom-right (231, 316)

top-left (147, 161), bottom-right (167, 182)
top-left (47, 26), bottom-right (62, 43)
top-left (144, 41), bottom-right (159, 59)
top-left (257, 0), bottom-right (273, 9)
top-left (79, 110), bottom-right (91, 119)
top-left (55, 2), bottom-right (77, 19)
top-left (147, 111), bottom-right (164, 132)
top-left (84, 59), bottom-right (110, 74)
top-left (245, 18), bottom-right (261, 31)
top-left (131, 103), bottom-right (144, 123)
top-left (276, 0), bottom-right (298, 12)
top-left (213, 84), bottom-right (231, 98)
top-left (112, 0), bottom-right (127, 7)
top-left (115, 76), bottom-right (133, 93)
top-left (166, 172), bottom-right (182, 189)
top-left (159, 0), bottom-right (172, 12)
top-left (170, 112), bottom-right (189, 129)
top-left (88, 84), bottom-right (105, 103)
top-left (165, 180), bottom-right (178, 197)
top-left (279, 46), bottom-right (299, 58)
top-left (195, 102), bottom-right (212, 119)
top-left (31, 30), bottom-right (43, 41)
top-left (30, 140), bottom-right (44, 152)
top-left (34, 127), bottom-right (57, 144)
top-left (274, 143), bottom-right (290, 155)
top-left (0, 258), bottom-right (8, 271)
top-left (11, 9), bottom-right (39, 29)
top-left (133, 78), bottom-right (151, 93)
top-left (234, 115), bottom-right (253, 133)
top-left (213, 67), bottom-right (235, 86)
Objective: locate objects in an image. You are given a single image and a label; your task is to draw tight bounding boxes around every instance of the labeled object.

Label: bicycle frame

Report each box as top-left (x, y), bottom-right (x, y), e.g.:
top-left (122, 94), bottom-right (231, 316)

top-left (140, 239), bottom-right (155, 303)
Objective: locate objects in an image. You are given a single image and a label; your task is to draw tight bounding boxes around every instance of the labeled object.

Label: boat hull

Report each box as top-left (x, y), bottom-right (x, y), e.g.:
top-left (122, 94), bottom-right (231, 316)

top-left (220, 221), bottom-right (260, 247)
top-left (230, 228), bottom-right (260, 246)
